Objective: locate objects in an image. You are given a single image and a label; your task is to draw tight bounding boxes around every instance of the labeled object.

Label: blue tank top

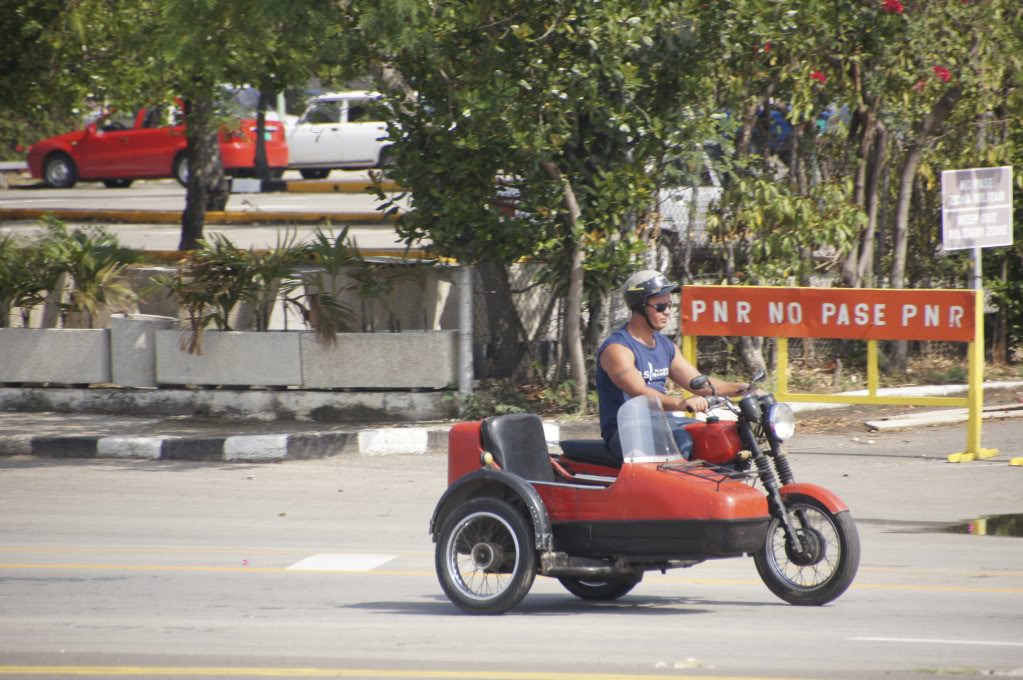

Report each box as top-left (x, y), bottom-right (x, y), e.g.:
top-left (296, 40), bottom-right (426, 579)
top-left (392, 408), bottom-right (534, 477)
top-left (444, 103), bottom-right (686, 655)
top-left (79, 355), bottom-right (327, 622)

top-left (595, 325), bottom-right (676, 442)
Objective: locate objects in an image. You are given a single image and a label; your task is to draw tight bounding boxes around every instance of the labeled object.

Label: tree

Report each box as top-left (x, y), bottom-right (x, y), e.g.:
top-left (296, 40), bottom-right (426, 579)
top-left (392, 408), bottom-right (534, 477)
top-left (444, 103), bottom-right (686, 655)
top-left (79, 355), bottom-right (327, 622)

top-left (345, 0), bottom-right (713, 407)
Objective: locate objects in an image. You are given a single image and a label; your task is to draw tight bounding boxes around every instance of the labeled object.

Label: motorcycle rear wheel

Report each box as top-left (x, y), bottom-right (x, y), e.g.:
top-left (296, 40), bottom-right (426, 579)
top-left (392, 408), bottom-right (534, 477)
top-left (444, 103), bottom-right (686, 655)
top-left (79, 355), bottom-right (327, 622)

top-left (435, 497), bottom-right (537, 615)
top-left (557, 576), bottom-right (641, 601)
top-left (754, 493), bottom-right (860, 606)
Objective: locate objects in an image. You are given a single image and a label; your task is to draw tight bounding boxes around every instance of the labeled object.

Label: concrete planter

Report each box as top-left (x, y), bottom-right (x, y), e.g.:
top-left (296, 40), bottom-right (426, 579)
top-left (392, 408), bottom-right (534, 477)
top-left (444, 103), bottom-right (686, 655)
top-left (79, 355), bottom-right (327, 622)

top-left (110, 314), bottom-right (178, 388)
top-left (301, 330), bottom-right (457, 389)
top-left (0, 328), bottom-right (111, 384)
top-left (155, 330), bottom-right (303, 387)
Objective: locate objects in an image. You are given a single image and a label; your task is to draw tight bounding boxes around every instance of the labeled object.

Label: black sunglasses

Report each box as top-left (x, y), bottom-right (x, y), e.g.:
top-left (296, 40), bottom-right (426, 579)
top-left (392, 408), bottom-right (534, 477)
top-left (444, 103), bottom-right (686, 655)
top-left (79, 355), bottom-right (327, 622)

top-left (647, 301), bottom-right (671, 313)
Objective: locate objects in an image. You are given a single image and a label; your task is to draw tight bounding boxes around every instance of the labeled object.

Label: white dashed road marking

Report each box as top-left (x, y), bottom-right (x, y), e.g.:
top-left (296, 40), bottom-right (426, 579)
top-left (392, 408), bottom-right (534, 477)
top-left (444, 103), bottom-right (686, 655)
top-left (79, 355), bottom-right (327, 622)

top-left (286, 553), bottom-right (397, 571)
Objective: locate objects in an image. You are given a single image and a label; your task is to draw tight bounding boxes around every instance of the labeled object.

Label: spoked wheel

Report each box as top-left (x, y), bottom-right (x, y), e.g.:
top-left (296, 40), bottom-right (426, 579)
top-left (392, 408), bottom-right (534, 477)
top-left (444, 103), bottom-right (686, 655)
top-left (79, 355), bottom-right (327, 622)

top-left (558, 576), bottom-right (641, 601)
top-left (754, 493), bottom-right (860, 606)
top-left (435, 497), bottom-right (536, 615)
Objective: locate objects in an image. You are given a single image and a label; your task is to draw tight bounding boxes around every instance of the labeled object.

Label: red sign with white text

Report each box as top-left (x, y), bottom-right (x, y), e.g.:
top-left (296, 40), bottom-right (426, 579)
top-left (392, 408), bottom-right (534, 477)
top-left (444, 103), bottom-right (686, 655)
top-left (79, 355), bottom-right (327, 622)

top-left (680, 286), bottom-right (976, 342)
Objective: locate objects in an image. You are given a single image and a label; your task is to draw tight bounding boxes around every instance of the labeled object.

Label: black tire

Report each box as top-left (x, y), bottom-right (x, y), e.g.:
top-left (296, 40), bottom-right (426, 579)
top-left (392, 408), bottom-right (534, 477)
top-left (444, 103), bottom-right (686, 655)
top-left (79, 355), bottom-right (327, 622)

top-left (378, 147), bottom-right (395, 177)
top-left (173, 153), bottom-right (189, 187)
top-left (754, 493), bottom-right (860, 606)
top-left (435, 497), bottom-right (537, 615)
top-left (102, 179), bottom-right (133, 188)
top-left (43, 153), bottom-right (77, 189)
top-left (300, 168), bottom-right (330, 180)
top-left (558, 576), bottom-right (641, 601)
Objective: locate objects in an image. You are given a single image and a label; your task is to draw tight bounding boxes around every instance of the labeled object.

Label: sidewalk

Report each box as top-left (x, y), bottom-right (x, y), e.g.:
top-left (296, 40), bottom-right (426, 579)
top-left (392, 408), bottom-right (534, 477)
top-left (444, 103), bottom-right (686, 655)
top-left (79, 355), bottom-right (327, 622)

top-left (1, 381), bottom-right (1021, 463)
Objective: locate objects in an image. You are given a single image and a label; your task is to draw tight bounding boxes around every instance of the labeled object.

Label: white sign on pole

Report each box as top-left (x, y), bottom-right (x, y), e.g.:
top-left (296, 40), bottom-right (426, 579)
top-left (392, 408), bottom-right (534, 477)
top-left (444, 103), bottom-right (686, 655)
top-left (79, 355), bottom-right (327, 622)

top-left (941, 166), bottom-right (1013, 251)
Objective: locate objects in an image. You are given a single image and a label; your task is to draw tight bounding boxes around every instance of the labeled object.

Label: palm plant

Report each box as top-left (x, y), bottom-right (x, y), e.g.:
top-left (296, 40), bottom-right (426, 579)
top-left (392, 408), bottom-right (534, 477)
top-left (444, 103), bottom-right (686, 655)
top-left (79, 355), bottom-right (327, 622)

top-left (280, 227), bottom-right (364, 345)
top-left (36, 220), bottom-right (138, 328)
top-left (0, 235), bottom-right (57, 327)
top-left (241, 230), bottom-right (306, 332)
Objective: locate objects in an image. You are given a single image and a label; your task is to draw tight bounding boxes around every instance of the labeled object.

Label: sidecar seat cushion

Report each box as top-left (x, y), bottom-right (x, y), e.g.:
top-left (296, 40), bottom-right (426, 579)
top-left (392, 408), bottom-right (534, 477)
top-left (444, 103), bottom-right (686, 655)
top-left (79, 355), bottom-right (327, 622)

top-left (558, 440), bottom-right (622, 470)
top-left (481, 413), bottom-right (556, 483)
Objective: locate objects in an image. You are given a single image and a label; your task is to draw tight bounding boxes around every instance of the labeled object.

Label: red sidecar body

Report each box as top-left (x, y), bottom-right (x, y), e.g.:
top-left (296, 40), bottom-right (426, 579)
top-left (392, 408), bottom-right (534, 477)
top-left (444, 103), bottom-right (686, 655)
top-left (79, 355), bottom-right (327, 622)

top-left (435, 412), bottom-right (770, 566)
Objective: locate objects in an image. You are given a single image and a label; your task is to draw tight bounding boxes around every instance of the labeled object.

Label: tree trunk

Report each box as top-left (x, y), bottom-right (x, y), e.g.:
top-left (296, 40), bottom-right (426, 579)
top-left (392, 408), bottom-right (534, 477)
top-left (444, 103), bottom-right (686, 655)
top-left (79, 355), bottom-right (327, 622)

top-left (992, 253), bottom-right (1008, 364)
top-left (476, 261), bottom-right (529, 379)
top-left (254, 87), bottom-right (273, 181)
top-left (541, 160), bottom-right (586, 409)
top-left (857, 122), bottom-right (888, 286)
top-left (179, 97), bottom-right (228, 250)
top-left (889, 86), bottom-right (963, 371)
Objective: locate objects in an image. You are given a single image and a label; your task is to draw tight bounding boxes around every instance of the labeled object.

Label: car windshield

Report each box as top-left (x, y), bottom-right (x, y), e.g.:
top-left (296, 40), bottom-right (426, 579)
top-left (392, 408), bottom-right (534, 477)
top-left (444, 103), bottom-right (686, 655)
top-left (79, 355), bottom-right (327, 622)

top-left (216, 85), bottom-right (271, 119)
top-left (617, 395), bottom-right (682, 463)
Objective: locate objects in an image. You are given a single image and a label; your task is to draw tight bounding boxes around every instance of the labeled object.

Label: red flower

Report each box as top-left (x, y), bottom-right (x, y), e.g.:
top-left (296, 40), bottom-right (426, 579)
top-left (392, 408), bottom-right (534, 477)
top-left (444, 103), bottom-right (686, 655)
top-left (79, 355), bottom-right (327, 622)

top-left (762, 42), bottom-right (772, 52)
top-left (912, 79), bottom-right (927, 91)
top-left (882, 0), bottom-right (904, 14)
top-left (933, 66), bottom-right (952, 82)
top-left (811, 70), bottom-right (827, 83)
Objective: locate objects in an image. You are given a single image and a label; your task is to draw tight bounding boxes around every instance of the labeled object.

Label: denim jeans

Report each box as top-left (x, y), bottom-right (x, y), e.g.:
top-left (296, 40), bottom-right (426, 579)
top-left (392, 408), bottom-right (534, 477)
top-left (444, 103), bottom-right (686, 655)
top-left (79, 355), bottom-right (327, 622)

top-left (604, 413), bottom-right (698, 461)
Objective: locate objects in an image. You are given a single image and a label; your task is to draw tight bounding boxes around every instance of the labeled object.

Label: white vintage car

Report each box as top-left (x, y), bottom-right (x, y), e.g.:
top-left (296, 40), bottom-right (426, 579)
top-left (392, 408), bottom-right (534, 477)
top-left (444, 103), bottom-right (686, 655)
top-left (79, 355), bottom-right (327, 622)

top-left (287, 91), bottom-right (391, 179)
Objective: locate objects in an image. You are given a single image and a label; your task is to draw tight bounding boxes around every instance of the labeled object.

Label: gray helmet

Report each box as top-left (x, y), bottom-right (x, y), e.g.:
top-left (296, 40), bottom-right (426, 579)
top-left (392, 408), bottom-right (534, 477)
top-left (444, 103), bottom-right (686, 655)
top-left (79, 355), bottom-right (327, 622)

top-left (623, 270), bottom-right (681, 311)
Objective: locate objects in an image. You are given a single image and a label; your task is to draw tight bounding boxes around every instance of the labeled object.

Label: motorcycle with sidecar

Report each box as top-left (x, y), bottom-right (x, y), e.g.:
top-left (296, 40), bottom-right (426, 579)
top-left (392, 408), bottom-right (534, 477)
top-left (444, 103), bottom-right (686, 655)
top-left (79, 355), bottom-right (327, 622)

top-left (430, 372), bottom-right (860, 614)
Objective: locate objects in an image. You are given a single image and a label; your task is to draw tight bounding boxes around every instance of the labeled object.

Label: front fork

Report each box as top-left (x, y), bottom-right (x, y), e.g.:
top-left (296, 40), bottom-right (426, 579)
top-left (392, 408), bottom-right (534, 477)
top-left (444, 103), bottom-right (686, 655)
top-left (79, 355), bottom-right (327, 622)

top-left (738, 421), bottom-right (808, 556)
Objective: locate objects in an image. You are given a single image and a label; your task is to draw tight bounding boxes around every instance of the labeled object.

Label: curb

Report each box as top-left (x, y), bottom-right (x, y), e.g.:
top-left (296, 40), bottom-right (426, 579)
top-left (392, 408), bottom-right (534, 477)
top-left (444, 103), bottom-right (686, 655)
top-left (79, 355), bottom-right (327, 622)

top-left (1, 427), bottom-right (454, 462)
top-left (3, 383), bottom-right (1019, 462)
top-left (0, 421), bottom-right (564, 463)
top-left (0, 208), bottom-right (399, 225)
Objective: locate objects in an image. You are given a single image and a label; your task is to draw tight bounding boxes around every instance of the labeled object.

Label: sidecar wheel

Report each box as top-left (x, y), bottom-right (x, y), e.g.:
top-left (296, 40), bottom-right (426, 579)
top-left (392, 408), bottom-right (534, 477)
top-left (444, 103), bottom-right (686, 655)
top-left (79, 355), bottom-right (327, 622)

top-left (435, 497), bottom-right (537, 615)
top-left (754, 493), bottom-right (860, 606)
top-left (558, 576), bottom-right (641, 601)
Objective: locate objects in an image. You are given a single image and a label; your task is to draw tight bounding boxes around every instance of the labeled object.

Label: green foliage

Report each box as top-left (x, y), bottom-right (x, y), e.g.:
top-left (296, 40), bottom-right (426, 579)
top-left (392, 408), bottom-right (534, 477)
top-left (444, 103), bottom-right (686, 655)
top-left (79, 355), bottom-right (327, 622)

top-left (359, 0), bottom-right (709, 276)
top-left (280, 227), bottom-right (373, 345)
top-left (444, 380), bottom-right (528, 421)
top-left (0, 234), bottom-right (55, 327)
top-left (152, 227), bottom-right (404, 354)
top-left (35, 219), bottom-right (139, 328)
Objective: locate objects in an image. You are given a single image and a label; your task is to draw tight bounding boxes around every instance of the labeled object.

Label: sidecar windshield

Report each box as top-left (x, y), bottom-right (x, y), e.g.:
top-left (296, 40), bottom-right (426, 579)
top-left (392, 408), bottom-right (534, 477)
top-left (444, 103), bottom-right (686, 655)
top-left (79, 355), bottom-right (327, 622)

top-left (617, 395), bottom-right (682, 463)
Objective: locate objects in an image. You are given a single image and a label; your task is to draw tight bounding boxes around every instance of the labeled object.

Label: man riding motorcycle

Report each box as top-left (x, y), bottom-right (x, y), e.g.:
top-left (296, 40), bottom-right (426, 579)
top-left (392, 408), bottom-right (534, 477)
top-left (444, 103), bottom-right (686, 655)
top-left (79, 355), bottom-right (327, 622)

top-left (595, 269), bottom-right (748, 459)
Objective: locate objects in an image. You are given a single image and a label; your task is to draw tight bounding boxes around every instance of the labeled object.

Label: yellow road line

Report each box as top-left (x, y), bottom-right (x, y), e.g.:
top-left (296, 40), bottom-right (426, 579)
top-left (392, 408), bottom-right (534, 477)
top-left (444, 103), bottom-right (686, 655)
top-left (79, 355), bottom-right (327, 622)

top-left (0, 564), bottom-right (1020, 593)
top-left (0, 564), bottom-right (433, 576)
top-left (0, 667), bottom-right (801, 680)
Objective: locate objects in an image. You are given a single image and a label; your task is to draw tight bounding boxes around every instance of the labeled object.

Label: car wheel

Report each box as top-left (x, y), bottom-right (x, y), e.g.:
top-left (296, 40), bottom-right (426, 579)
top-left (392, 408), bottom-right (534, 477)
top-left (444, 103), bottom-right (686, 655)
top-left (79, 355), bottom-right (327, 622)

top-left (378, 147), bottom-right (395, 177)
top-left (435, 497), bottom-right (537, 615)
top-left (43, 153), bottom-right (77, 189)
top-left (173, 153), bottom-right (189, 187)
top-left (299, 169), bottom-right (330, 180)
top-left (102, 179), bottom-right (133, 189)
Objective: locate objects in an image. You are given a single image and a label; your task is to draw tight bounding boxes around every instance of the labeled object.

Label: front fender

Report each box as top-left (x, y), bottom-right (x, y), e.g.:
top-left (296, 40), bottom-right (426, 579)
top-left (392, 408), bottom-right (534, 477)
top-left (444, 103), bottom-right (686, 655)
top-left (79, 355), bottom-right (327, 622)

top-left (429, 468), bottom-right (553, 552)
top-left (781, 482), bottom-right (849, 514)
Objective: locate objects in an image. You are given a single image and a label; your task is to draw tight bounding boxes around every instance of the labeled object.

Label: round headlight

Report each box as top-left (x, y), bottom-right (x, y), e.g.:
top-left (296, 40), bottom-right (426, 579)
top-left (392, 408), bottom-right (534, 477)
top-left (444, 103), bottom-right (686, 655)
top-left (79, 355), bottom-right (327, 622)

top-left (767, 402), bottom-right (796, 441)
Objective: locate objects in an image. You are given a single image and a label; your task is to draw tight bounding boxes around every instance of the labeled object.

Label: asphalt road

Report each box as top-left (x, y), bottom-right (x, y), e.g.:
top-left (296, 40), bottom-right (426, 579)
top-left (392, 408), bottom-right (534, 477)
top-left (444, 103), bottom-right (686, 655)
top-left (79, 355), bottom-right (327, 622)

top-left (1, 419), bottom-right (1021, 680)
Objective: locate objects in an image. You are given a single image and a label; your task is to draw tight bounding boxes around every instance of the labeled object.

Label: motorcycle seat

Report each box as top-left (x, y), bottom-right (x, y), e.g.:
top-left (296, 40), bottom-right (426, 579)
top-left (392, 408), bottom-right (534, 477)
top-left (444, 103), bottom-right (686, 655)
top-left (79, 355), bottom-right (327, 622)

top-left (558, 440), bottom-right (622, 470)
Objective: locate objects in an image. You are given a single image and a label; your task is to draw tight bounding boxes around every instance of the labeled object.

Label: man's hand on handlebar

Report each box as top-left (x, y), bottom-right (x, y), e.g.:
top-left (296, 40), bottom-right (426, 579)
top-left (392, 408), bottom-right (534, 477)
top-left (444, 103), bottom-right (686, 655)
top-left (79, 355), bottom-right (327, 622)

top-left (680, 395), bottom-right (709, 413)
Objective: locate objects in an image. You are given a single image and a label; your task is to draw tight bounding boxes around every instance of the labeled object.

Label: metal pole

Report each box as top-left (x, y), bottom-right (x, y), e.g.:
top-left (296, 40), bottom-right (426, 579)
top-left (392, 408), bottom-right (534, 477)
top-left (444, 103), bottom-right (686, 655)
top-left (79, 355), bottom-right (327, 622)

top-left (457, 264), bottom-right (474, 402)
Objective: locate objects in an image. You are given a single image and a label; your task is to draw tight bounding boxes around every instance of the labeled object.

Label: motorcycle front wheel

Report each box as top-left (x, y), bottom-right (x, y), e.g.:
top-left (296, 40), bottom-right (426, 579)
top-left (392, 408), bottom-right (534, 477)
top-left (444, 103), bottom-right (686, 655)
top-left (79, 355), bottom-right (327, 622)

top-left (435, 497), bottom-right (537, 615)
top-left (558, 576), bottom-right (641, 601)
top-left (754, 493), bottom-right (860, 606)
